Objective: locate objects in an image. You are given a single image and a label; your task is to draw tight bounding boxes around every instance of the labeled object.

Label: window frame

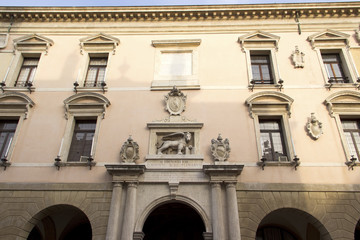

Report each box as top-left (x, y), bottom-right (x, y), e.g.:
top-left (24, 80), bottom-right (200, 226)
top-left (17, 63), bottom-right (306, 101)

top-left (15, 57), bottom-right (40, 87)
top-left (250, 53), bottom-right (275, 85)
top-left (340, 119), bottom-right (360, 160)
top-left (84, 55), bottom-right (108, 88)
top-left (60, 93), bottom-right (110, 164)
top-left (151, 39), bottom-right (201, 90)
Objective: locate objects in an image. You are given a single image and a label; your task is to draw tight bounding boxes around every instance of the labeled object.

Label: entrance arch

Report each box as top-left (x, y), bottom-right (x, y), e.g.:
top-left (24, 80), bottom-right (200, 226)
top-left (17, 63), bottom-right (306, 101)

top-left (256, 208), bottom-right (330, 240)
top-left (26, 204), bottom-right (92, 240)
top-left (142, 202), bottom-right (206, 240)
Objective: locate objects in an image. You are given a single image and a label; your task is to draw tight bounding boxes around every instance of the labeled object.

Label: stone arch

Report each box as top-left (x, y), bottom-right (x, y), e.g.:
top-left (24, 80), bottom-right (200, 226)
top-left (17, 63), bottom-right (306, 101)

top-left (63, 92), bottom-right (110, 106)
top-left (255, 208), bottom-right (330, 240)
top-left (0, 92), bottom-right (35, 119)
top-left (324, 90), bottom-right (360, 117)
top-left (135, 195), bottom-right (212, 234)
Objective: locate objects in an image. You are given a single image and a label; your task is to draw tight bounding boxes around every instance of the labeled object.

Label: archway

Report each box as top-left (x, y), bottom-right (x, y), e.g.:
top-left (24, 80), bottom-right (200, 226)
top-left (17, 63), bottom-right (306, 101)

top-left (142, 202), bottom-right (206, 240)
top-left (27, 204), bottom-right (92, 240)
top-left (355, 218), bottom-right (360, 239)
top-left (256, 208), bottom-right (330, 240)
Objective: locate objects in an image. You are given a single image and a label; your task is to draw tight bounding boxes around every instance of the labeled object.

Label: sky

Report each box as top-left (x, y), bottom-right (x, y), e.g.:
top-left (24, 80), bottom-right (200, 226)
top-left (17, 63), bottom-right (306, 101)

top-left (0, 0), bottom-right (359, 7)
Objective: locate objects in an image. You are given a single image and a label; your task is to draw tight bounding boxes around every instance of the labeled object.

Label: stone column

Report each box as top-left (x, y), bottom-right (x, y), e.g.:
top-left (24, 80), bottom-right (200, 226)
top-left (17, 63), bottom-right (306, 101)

top-left (226, 182), bottom-right (241, 240)
top-left (211, 182), bottom-right (224, 240)
top-left (106, 182), bottom-right (123, 240)
top-left (121, 182), bottom-right (138, 240)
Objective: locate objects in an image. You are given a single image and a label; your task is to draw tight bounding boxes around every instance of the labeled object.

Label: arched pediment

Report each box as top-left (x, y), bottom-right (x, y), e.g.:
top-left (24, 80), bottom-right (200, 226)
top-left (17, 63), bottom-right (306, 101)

top-left (324, 90), bottom-right (360, 116)
top-left (63, 93), bottom-right (110, 119)
top-left (13, 33), bottom-right (54, 54)
top-left (79, 33), bottom-right (120, 54)
top-left (307, 29), bottom-right (350, 49)
top-left (245, 91), bottom-right (294, 118)
top-left (238, 31), bottom-right (280, 51)
top-left (0, 92), bottom-right (35, 118)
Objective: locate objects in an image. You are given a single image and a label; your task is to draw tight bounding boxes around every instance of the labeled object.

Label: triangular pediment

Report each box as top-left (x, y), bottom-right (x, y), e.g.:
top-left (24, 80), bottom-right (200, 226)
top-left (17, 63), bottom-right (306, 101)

top-left (308, 29), bottom-right (349, 48)
top-left (13, 34), bottom-right (54, 53)
top-left (80, 33), bottom-right (120, 45)
top-left (238, 31), bottom-right (280, 50)
top-left (79, 33), bottom-right (120, 54)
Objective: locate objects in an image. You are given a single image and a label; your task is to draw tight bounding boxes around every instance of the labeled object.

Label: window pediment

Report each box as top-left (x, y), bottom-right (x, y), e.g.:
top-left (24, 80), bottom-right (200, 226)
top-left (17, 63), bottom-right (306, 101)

top-left (308, 29), bottom-right (350, 49)
top-left (238, 31), bottom-right (280, 51)
top-left (79, 33), bottom-right (120, 54)
top-left (13, 34), bottom-right (54, 54)
top-left (0, 92), bottom-right (35, 118)
top-left (325, 90), bottom-right (360, 116)
top-left (245, 91), bottom-right (293, 118)
top-left (63, 93), bottom-right (110, 119)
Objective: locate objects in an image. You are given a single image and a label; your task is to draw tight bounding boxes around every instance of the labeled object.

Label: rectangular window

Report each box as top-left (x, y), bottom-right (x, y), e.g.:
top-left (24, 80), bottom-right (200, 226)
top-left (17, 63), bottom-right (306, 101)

top-left (84, 57), bottom-right (108, 87)
top-left (68, 120), bottom-right (96, 162)
top-left (341, 119), bottom-right (360, 159)
top-left (259, 119), bottom-right (287, 161)
top-left (159, 52), bottom-right (192, 76)
top-left (251, 55), bottom-right (273, 84)
top-left (0, 120), bottom-right (18, 159)
top-left (322, 53), bottom-right (348, 83)
top-left (15, 58), bottom-right (39, 87)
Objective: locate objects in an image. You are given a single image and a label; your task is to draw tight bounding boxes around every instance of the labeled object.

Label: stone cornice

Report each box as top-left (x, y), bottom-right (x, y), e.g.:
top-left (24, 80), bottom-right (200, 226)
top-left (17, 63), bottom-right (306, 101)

top-left (0, 3), bottom-right (360, 22)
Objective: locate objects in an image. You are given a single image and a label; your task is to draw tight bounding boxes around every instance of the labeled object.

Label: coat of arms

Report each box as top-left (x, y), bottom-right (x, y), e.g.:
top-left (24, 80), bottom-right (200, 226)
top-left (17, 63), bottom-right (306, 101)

top-left (211, 134), bottom-right (231, 162)
top-left (120, 136), bottom-right (140, 163)
top-left (165, 86), bottom-right (187, 115)
top-left (306, 113), bottom-right (323, 140)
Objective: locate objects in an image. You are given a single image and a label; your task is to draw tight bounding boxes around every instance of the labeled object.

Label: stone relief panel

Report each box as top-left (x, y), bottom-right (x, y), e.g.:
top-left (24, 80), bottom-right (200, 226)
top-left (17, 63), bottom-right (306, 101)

top-left (156, 132), bottom-right (194, 155)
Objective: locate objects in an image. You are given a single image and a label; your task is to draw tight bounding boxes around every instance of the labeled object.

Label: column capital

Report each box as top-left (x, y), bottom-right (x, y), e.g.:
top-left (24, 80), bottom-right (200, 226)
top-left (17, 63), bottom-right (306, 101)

top-left (225, 182), bottom-right (237, 188)
top-left (127, 181), bottom-right (139, 188)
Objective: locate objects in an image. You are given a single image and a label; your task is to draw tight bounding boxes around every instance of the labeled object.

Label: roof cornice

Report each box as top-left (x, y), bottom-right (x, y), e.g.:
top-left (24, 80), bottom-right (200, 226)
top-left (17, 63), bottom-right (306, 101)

top-left (0, 3), bottom-right (360, 22)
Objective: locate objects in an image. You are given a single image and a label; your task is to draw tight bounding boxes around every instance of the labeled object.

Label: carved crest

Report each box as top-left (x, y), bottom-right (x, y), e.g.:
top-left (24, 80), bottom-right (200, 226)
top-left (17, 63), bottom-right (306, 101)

top-left (306, 113), bottom-right (323, 140)
top-left (211, 134), bottom-right (230, 162)
top-left (165, 86), bottom-right (187, 115)
top-left (120, 136), bottom-right (139, 163)
top-left (291, 46), bottom-right (305, 68)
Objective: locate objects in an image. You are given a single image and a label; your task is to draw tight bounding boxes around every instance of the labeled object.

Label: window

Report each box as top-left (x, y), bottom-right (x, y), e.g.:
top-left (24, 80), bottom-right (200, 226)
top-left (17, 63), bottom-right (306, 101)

top-left (152, 39), bottom-right (201, 90)
top-left (60, 93), bottom-right (110, 164)
top-left (15, 58), bottom-right (39, 87)
top-left (251, 55), bottom-right (273, 84)
top-left (238, 31), bottom-right (281, 87)
top-left (68, 120), bottom-right (96, 162)
top-left (308, 30), bottom-right (357, 85)
top-left (260, 119), bottom-right (287, 161)
top-left (341, 120), bottom-right (360, 160)
top-left (321, 53), bottom-right (348, 83)
top-left (246, 91), bottom-right (296, 164)
top-left (84, 57), bottom-right (108, 87)
top-left (0, 120), bottom-right (18, 159)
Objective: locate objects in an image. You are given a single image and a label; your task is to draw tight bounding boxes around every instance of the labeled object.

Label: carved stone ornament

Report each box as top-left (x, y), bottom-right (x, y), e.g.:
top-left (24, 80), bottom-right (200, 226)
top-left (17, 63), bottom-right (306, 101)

top-left (165, 86), bottom-right (187, 116)
top-left (211, 134), bottom-right (231, 162)
top-left (120, 136), bottom-right (140, 163)
top-left (157, 132), bottom-right (192, 155)
top-left (306, 113), bottom-right (323, 140)
top-left (291, 46), bottom-right (305, 68)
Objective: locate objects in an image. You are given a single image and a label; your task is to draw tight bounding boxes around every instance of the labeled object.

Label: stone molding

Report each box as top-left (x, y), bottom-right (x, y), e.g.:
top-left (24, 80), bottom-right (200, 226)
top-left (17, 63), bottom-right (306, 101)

top-left (79, 32), bottom-right (120, 55)
top-left (0, 92), bottom-right (34, 119)
top-left (324, 90), bottom-right (360, 117)
top-left (238, 30), bottom-right (280, 51)
top-left (1, 3), bottom-right (360, 22)
top-left (308, 29), bottom-right (350, 49)
top-left (13, 33), bottom-right (54, 54)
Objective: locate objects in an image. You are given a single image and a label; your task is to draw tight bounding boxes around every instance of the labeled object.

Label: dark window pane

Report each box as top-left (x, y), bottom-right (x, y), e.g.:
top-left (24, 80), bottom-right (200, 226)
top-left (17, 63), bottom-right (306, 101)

top-left (15, 58), bottom-right (39, 87)
top-left (251, 55), bottom-right (273, 84)
top-left (68, 120), bottom-right (96, 162)
top-left (0, 120), bottom-right (18, 159)
top-left (84, 57), bottom-right (108, 87)
top-left (321, 53), bottom-right (347, 83)
top-left (260, 119), bottom-right (287, 161)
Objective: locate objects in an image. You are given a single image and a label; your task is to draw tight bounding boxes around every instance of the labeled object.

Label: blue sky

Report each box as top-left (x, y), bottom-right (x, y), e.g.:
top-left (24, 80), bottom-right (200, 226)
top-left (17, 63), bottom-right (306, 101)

top-left (0, 0), bottom-right (359, 7)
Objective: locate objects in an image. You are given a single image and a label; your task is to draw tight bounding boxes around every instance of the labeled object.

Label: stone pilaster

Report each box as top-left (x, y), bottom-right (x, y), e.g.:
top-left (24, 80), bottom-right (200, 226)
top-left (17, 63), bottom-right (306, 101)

top-left (226, 182), bottom-right (241, 240)
top-left (106, 182), bottom-right (124, 240)
top-left (210, 181), bottom-right (224, 240)
top-left (121, 182), bottom-right (139, 240)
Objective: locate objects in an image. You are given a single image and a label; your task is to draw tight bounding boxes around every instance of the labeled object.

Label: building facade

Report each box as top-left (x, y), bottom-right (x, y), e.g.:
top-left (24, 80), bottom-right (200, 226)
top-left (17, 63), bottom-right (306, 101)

top-left (1, 2), bottom-right (360, 240)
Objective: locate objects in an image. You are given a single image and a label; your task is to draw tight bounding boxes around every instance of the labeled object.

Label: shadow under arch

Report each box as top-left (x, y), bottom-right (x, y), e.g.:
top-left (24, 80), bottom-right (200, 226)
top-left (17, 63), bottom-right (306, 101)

top-left (134, 195), bottom-right (212, 234)
top-left (256, 207), bottom-right (331, 240)
top-left (25, 204), bottom-right (92, 240)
